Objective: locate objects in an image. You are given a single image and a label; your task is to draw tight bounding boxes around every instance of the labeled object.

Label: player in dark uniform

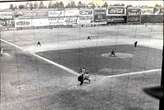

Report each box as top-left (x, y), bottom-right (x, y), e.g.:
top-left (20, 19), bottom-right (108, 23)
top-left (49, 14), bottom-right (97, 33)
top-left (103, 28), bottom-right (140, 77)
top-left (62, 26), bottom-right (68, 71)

top-left (0, 47), bottom-right (3, 56)
top-left (134, 41), bottom-right (138, 47)
top-left (78, 73), bottom-right (84, 85)
top-left (87, 36), bottom-right (91, 40)
top-left (78, 68), bottom-right (86, 85)
top-left (110, 49), bottom-right (116, 57)
top-left (37, 41), bottom-right (41, 47)
top-left (78, 67), bottom-right (90, 85)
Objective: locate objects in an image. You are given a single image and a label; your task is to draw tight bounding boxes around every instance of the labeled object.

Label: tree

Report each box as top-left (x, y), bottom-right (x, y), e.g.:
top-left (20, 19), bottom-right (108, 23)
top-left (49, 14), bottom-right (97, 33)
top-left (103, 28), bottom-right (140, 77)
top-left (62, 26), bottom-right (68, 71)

top-left (39, 1), bottom-right (44, 9)
top-left (102, 2), bottom-right (108, 8)
top-left (25, 2), bottom-right (30, 9)
top-left (70, 1), bottom-right (76, 8)
top-left (66, 1), bottom-right (76, 8)
top-left (14, 5), bottom-right (18, 9)
top-left (155, 4), bottom-right (162, 8)
top-left (29, 2), bottom-right (33, 10)
top-left (53, 2), bottom-right (59, 8)
top-left (51, 2), bottom-right (56, 8)
top-left (19, 5), bottom-right (25, 9)
top-left (48, 1), bottom-right (52, 8)
top-left (127, 5), bottom-right (133, 8)
top-left (59, 1), bottom-right (64, 8)
top-left (77, 1), bottom-right (86, 8)
top-left (77, 1), bottom-right (82, 8)
top-left (9, 4), bottom-right (14, 10)
top-left (88, 3), bottom-right (95, 9)
top-left (65, 3), bottom-right (70, 8)
top-left (33, 2), bottom-right (38, 9)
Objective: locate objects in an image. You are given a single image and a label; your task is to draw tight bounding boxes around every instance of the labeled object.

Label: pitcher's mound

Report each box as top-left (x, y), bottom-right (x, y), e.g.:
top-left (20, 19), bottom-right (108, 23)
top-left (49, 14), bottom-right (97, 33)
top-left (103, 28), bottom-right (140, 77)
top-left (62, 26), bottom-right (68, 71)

top-left (101, 52), bottom-right (133, 59)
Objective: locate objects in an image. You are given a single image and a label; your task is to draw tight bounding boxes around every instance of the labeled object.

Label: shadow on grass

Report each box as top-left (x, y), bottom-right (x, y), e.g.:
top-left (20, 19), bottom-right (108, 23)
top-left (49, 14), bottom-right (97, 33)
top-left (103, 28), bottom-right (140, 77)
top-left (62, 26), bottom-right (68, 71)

top-left (143, 86), bottom-right (164, 100)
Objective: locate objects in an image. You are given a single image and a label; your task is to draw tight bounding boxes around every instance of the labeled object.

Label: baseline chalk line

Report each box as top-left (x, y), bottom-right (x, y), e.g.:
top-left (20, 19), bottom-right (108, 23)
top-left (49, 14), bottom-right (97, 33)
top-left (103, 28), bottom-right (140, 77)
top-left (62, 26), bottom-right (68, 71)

top-left (106, 69), bottom-right (161, 78)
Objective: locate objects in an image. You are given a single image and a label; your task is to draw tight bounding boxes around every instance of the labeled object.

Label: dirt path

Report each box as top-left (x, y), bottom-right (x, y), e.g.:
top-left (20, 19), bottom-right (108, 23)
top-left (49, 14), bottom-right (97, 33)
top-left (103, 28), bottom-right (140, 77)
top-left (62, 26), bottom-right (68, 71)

top-left (24, 38), bottom-right (163, 53)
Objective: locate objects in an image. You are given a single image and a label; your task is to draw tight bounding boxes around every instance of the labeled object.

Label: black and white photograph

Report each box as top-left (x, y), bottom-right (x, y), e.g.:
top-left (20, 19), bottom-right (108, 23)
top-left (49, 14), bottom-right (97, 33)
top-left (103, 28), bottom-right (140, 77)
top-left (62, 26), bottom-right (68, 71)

top-left (0, 0), bottom-right (163, 110)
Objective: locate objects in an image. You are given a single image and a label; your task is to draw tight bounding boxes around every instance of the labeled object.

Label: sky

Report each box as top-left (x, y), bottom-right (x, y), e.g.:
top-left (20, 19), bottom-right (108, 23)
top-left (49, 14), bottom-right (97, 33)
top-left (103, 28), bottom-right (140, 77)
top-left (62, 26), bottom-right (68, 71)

top-left (0, 0), bottom-right (163, 9)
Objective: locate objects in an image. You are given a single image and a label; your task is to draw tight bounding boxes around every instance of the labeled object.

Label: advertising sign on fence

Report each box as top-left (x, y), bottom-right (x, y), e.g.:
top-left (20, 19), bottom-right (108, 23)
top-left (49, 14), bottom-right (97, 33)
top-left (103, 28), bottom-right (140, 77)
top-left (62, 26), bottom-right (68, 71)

top-left (79, 9), bottom-right (93, 16)
top-left (49, 17), bottom-right (65, 25)
top-left (31, 18), bottom-right (49, 27)
top-left (107, 6), bottom-right (126, 16)
top-left (77, 16), bottom-right (93, 24)
top-left (15, 18), bottom-right (49, 28)
top-left (0, 11), bottom-right (13, 19)
top-left (106, 6), bottom-right (126, 23)
top-left (141, 7), bottom-right (154, 15)
top-left (48, 10), bottom-right (64, 17)
top-left (107, 16), bottom-right (126, 23)
top-left (15, 19), bottom-right (32, 28)
top-left (127, 7), bottom-right (141, 23)
top-left (78, 9), bottom-right (93, 25)
top-left (65, 16), bottom-right (78, 25)
top-left (94, 8), bottom-right (106, 22)
top-left (65, 9), bottom-right (79, 16)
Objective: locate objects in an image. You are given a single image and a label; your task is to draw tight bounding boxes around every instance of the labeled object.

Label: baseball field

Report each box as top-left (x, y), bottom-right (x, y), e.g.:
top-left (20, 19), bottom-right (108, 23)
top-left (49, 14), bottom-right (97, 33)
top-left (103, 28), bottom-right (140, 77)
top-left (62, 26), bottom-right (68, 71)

top-left (0, 24), bottom-right (163, 110)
